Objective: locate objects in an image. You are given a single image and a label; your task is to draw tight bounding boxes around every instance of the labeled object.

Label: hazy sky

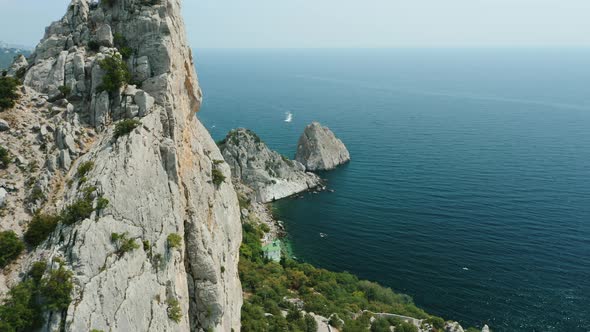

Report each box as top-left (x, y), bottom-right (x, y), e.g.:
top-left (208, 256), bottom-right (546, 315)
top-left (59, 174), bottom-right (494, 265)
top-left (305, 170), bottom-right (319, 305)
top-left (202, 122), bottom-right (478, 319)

top-left (1, 0), bottom-right (589, 48)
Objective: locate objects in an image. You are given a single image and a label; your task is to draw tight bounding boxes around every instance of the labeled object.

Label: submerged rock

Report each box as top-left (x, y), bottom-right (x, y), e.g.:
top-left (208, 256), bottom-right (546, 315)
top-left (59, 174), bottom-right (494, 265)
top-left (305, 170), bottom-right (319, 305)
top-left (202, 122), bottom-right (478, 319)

top-left (296, 122), bottom-right (350, 171)
top-left (220, 128), bottom-right (321, 203)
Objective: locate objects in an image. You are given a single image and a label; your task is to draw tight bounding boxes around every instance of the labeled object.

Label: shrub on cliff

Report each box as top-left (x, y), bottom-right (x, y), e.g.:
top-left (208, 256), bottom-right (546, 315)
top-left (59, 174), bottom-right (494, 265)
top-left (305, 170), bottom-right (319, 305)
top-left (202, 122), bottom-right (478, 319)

top-left (167, 233), bottom-right (182, 249)
top-left (0, 262), bottom-right (71, 331)
top-left (98, 54), bottom-right (130, 93)
top-left (0, 145), bottom-right (12, 168)
top-left (111, 232), bottom-right (139, 256)
top-left (0, 231), bottom-right (25, 267)
top-left (61, 196), bottom-right (94, 225)
top-left (40, 266), bottom-right (73, 311)
top-left (77, 161), bottom-right (94, 178)
top-left (114, 119), bottom-right (141, 139)
top-left (0, 280), bottom-right (42, 331)
top-left (167, 298), bottom-right (182, 323)
top-left (0, 76), bottom-right (20, 110)
top-left (24, 213), bottom-right (60, 247)
top-left (212, 169), bottom-right (226, 186)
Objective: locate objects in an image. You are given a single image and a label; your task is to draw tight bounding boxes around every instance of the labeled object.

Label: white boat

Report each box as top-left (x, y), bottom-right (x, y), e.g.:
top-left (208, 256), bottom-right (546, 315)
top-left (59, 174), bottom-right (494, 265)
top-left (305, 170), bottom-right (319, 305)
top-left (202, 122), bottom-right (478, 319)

top-left (284, 112), bottom-right (293, 123)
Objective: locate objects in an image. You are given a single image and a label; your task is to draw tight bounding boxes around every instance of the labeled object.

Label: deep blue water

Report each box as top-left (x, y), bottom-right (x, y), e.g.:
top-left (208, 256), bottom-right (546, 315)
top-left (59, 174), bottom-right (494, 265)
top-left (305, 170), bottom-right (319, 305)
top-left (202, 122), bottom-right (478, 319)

top-left (195, 49), bottom-right (590, 332)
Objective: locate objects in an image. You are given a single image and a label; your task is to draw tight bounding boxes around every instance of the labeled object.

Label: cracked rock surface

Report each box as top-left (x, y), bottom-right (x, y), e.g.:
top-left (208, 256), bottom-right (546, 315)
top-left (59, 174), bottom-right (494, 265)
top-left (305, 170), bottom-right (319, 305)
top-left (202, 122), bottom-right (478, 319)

top-left (220, 128), bottom-right (321, 203)
top-left (0, 0), bottom-right (242, 331)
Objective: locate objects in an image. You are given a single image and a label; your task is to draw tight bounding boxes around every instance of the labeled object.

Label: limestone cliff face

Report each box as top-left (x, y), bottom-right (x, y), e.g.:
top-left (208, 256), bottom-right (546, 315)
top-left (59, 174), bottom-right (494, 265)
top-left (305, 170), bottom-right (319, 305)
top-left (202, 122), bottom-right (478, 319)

top-left (0, 0), bottom-right (242, 331)
top-left (219, 129), bottom-right (321, 203)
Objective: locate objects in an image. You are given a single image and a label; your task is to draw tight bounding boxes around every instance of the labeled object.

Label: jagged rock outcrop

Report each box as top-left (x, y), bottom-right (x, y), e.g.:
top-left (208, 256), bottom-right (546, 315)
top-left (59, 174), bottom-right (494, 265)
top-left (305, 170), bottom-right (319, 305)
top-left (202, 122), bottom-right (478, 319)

top-left (219, 128), bottom-right (321, 203)
top-left (295, 122), bottom-right (350, 171)
top-left (445, 321), bottom-right (465, 332)
top-left (0, 0), bottom-right (242, 331)
top-left (0, 119), bottom-right (9, 131)
top-left (6, 54), bottom-right (28, 77)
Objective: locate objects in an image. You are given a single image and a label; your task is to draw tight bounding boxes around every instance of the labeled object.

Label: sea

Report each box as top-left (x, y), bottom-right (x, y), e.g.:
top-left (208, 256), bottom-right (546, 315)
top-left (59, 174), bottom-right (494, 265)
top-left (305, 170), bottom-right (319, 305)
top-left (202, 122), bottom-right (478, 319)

top-left (195, 48), bottom-right (590, 332)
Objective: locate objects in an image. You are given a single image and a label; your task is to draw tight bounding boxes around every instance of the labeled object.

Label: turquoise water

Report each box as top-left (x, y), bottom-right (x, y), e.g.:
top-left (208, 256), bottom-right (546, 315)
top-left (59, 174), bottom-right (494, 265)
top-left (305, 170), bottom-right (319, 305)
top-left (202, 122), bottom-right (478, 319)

top-left (195, 49), bottom-right (590, 331)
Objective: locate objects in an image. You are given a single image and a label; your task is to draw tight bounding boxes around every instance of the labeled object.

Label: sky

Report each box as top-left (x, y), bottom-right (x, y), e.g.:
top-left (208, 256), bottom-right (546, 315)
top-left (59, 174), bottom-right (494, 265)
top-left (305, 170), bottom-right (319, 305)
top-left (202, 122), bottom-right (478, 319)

top-left (1, 0), bottom-right (589, 49)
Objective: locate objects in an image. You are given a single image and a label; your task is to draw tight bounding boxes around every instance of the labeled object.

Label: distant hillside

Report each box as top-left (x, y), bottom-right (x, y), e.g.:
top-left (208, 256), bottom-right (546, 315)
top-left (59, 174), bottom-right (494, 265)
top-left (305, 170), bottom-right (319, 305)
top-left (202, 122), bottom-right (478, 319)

top-left (0, 45), bottom-right (31, 70)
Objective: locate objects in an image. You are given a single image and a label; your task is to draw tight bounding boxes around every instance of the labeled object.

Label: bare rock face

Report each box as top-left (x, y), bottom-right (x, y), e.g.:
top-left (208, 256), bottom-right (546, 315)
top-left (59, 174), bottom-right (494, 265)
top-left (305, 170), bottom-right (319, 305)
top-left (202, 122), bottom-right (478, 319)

top-left (295, 122), bottom-right (350, 171)
top-left (445, 321), bottom-right (466, 332)
top-left (0, 0), bottom-right (242, 331)
top-left (220, 128), bottom-right (321, 203)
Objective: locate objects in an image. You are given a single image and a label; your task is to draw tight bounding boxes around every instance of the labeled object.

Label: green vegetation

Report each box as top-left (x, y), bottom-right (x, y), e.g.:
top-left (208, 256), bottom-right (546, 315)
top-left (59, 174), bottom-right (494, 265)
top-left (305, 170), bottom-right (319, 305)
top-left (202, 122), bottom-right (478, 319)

top-left (240, 222), bottom-right (439, 332)
top-left (98, 54), bottom-right (130, 93)
top-left (25, 188), bottom-right (107, 247)
top-left (167, 233), bottom-right (182, 249)
top-left (0, 76), bottom-right (21, 110)
top-left (0, 231), bottom-right (25, 268)
top-left (15, 67), bottom-right (26, 80)
top-left (29, 187), bottom-right (45, 203)
top-left (101, 0), bottom-right (116, 7)
top-left (0, 280), bottom-right (43, 331)
top-left (0, 145), bottom-right (11, 168)
top-left (113, 33), bottom-right (133, 60)
top-left (143, 240), bottom-right (151, 252)
top-left (114, 119), bottom-right (141, 139)
top-left (111, 232), bottom-right (140, 256)
top-left (28, 261), bottom-right (48, 283)
top-left (40, 266), bottom-right (73, 311)
top-left (77, 161), bottom-right (94, 178)
top-left (167, 298), bottom-right (182, 323)
top-left (369, 317), bottom-right (418, 332)
top-left (237, 193), bottom-right (251, 211)
top-left (58, 85), bottom-right (71, 97)
top-left (0, 262), bottom-right (72, 331)
top-left (88, 40), bottom-right (100, 52)
top-left (96, 197), bottom-right (110, 210)
top-left (24, 213), bottom-right (60, 247)
top-left (218, 129), bottom-right (262, 147)
top-left (61, 195), bottom-right (94, 226)
top-left (212, 168), bottom-right (226, 186)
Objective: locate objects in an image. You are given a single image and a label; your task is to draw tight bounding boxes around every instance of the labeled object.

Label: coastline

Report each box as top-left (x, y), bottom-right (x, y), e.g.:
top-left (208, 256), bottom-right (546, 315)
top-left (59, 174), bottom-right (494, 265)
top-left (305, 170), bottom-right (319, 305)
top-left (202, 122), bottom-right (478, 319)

top-left (235, 183), bottom-right (485, 332)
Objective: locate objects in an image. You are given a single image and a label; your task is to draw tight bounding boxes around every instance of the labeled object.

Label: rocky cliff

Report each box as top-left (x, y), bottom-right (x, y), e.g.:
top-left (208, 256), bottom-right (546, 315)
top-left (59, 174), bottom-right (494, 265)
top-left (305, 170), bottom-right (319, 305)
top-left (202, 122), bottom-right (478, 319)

top-left (219, 128), bottom-right (321, 203)
top-left (296, 122), bottom-right (350, 171)
top-left (0, 0), bottom-right (242, 331)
